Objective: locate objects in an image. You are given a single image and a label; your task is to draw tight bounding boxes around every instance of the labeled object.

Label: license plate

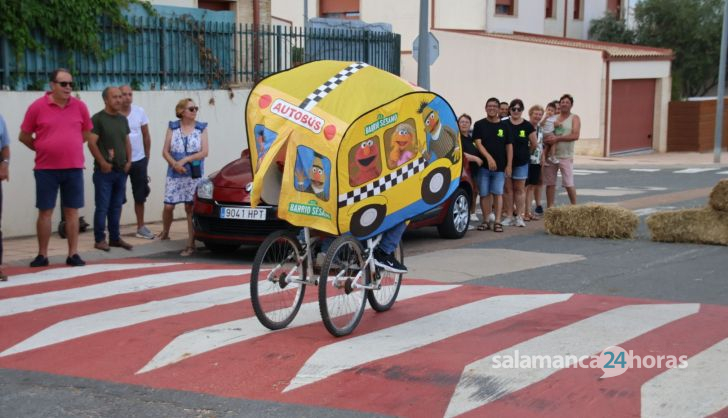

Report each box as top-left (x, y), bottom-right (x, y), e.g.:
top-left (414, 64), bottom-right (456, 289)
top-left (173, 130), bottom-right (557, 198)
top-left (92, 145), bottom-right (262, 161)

top-left (220, 207), bottom-right (267, 221)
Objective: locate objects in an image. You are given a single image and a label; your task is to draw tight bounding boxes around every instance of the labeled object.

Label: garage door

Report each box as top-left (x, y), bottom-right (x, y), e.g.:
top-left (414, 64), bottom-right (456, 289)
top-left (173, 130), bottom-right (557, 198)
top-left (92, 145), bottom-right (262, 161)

top-left (609, 79), bottom-right (655, 154)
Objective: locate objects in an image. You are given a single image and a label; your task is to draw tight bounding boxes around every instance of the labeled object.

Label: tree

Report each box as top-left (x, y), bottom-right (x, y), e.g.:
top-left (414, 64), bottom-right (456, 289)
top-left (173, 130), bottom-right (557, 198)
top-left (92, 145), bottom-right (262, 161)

top-left (634, 0), bottom-right (723, 99)
top-left (0, 0), bottom-right (153, 61)
top-left (588, 12), bottom-right (636, 44)
top-left (589, 0), bottom-right (723, 99)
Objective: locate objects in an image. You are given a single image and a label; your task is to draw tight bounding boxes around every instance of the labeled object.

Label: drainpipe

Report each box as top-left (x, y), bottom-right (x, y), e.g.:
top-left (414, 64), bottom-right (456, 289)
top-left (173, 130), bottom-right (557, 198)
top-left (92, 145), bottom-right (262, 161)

top-left (562, 0), bottom-right (568, 37)
top-left (253, 0), bottom-right (261, 82)
top-left (603, 51), bottom-right (611, 157)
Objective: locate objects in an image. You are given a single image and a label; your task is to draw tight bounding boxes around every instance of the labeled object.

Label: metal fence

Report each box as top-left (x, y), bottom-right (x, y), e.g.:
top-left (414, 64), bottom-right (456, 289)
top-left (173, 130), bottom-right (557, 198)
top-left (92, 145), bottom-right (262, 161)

top-left (0, 16), bottom-right (401, 91)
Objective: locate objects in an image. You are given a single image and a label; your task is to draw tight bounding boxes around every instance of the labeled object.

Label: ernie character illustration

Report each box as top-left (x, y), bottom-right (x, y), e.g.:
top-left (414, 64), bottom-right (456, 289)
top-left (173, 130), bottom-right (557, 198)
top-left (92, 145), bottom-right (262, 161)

top-left (349, 137), bottom-right (381, 186)
top-left (419, 101), bottom-right (459, 164)
top-left (387, 120), bottom-right (417, 168)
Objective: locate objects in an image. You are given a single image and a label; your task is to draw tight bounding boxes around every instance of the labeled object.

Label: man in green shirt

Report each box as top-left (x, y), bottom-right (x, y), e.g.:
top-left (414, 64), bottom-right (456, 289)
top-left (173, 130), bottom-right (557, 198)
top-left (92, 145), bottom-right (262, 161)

top-left (88, 86), bottom-right (133, 251)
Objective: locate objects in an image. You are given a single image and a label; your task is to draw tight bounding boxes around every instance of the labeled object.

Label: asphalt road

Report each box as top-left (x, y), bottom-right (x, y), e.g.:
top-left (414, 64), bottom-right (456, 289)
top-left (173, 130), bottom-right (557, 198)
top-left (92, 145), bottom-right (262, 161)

top-left (1, 165), bottom-right (727, 418)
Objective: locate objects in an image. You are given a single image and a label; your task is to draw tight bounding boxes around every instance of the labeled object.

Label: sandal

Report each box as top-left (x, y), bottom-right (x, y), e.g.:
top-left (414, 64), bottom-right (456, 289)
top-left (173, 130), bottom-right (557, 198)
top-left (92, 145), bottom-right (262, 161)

top-left (477, 223), bottom-right (490, 231)
top-left (523, 213), bottom-right (533, 221)
top-left (0, 272), bottom-right (7, 282)
top-left (180, 247), bottom-right (195, 257)
top-left (493, 223), bottom-right (504, 233)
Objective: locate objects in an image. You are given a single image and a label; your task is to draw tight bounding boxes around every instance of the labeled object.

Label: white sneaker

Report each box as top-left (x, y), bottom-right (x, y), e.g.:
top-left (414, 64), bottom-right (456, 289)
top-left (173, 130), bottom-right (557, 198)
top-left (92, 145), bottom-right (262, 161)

top-left (487, 213), bottom-right (496, 223)
top-left (547, 155), bottom-right (560, 165)
top-left (135, 226), bottom-right (155, 240)
top-left (470, 213), bottom-right (480, 222)
top-left (501, 217), bottom-right (514, 227)
top-left (515, 216), bottom-right (526, 227)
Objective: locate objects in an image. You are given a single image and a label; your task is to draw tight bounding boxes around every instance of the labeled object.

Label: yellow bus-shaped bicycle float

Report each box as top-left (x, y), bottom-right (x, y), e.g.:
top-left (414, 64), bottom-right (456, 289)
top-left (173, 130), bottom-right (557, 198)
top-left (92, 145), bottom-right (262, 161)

top-left (247, 60), bottom-right (462, 238)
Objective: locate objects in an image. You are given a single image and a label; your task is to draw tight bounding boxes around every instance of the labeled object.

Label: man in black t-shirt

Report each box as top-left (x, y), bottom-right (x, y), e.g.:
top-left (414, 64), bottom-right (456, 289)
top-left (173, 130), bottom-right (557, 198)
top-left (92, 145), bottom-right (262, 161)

top-left (471, 97), bottom-right (512, 232)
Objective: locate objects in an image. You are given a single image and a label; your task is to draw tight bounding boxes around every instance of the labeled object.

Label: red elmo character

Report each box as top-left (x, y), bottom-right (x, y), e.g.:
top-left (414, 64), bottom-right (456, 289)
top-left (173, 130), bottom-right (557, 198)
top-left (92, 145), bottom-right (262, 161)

top-left (350, 138), bottom-right (381, 186)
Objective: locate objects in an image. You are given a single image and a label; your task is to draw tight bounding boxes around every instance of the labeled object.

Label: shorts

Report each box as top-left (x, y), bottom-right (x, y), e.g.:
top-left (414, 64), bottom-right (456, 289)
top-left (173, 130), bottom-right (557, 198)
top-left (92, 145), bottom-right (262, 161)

top-left (35, 168), bottom-right (85, 210)
top-left (542, 158), bottom-right (575, 188)
top-left (511, 163), bottom-right (529, 181)
top-left (129, 157), bottom-right (151, 203)
top-left (477, 168), bottom-right (505, 196)
top-left (526, 164), bottom-right (542, 186)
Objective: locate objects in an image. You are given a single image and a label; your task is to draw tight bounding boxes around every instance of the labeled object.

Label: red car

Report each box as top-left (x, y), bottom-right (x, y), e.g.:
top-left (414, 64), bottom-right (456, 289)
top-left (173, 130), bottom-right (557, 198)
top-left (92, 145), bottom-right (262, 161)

top-left (193, 150), bottom-right (476, 253)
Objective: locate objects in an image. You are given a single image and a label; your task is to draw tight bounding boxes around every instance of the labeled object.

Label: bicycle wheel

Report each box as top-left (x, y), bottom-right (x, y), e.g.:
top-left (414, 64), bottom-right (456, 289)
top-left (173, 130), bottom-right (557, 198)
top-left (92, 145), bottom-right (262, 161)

top-left (367, 243), bottom-right (404, 312)
top-left (318, 235), bottom-right (368, 337)
top-left (250, 230), bottom-right (306, 330)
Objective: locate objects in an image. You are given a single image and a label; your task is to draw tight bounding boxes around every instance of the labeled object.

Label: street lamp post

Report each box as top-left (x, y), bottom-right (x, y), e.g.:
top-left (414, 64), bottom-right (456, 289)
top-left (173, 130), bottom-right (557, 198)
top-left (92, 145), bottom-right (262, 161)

top-left (713, 0), bottom-right (728, 163)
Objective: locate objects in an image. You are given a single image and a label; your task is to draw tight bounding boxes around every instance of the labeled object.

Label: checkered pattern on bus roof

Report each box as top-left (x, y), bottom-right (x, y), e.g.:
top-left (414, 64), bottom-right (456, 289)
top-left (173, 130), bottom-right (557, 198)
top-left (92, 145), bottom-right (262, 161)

top-left (299, 62), bottom-right (369, 111)
top-left (338, 157), bottom-right (427, 207)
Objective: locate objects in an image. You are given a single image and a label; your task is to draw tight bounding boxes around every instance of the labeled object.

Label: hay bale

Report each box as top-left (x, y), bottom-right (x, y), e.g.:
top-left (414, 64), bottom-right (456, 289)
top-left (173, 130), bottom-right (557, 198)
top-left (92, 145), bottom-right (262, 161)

top-left (544, 204), bottom-right (638, 239)
top-left (647, 207), bottom-right (728, 246)
top-left (709, 179), bottom-right (728, 212)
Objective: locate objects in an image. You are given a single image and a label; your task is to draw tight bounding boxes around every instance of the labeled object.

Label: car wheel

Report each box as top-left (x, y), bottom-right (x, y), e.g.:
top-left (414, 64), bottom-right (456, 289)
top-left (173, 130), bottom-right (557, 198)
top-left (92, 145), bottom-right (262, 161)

top-left (421, 167), bottom-right (451, 204)
top-left (437, 188), bottom-right (470, 239)
top-left (350, 204), bottom-right (385, 237)
top-left (203, 242), bottom-right (240, 253)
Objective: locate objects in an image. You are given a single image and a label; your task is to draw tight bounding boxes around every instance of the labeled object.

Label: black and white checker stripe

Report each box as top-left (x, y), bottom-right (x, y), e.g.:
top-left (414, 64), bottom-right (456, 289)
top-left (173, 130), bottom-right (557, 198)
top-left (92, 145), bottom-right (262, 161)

top-left (299, 62), bottom-right (369, 111)
top-left (338, 157), bottom-right (427, 207)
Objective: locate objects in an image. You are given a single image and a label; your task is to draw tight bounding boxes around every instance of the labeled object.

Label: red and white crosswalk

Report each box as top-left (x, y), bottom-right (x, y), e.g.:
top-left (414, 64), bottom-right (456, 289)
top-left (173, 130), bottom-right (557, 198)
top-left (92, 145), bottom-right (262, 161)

top-left (1, 259), bottom-right (727, 417)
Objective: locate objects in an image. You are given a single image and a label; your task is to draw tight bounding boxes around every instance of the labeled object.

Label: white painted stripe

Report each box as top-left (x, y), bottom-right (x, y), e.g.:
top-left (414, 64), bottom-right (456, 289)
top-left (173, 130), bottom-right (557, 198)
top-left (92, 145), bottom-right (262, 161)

top-left (0, 263), bottom-right (180, 289)
top-left (717, 170), bottom-right (728, 175)
top-left (1, 283), bottom-right (262, 356)
top-left (137, 285), bottom-right (459, 374)
top-left (641, 336), bottom-right (728, 418)
top-left (633, 207), bottom-right (677, 217)
top-left (573, 169), bottom-right (608, 174)
top-left (630, 168), bottom-right (661, 172)
top-left (283, 293), bottom-right (573, 393)
top-left (444, 303), bottom-right (699, 418)
top-left (0, 269), bottom-right (249, 317)
top-left (673, 168), bottom-right (719, 174)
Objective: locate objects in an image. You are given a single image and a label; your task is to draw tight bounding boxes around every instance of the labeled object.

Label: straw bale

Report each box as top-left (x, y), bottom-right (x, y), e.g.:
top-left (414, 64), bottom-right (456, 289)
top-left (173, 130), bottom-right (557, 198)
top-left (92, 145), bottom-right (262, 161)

top-left (544, 204), bottom-right (638, 239)
top-left (647, 207), bottom-right (728, 246)
top-left (709, 179), bottom-right (728, 212)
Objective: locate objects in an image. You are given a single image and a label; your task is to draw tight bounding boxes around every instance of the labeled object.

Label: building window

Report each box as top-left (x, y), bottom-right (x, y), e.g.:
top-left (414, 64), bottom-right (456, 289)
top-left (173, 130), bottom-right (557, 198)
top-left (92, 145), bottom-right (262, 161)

top-left (545, 0), bottom-right (554, 18)
top-left (198, 0), bottom-right (233, 12)
top-left (495, 0), bottom-right (515, 16)
top-left (573, 0), bottom-right (583, 20)
top-left (607, 0), bottom-right (621, 17)
top-left (319, 0), bottom-right (360, 19)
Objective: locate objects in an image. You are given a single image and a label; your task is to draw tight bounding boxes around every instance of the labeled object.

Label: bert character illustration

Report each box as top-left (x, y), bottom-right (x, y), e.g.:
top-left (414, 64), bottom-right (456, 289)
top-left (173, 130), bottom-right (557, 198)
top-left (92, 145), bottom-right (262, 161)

top-left (308, 154), bottom-right (327, 200)
top-left (420, 102), bottom-right (459, 164)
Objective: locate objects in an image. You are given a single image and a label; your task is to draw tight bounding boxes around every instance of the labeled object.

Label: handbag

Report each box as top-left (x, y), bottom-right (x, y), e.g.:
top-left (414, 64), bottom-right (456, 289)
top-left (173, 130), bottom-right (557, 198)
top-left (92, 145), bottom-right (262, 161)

top-left (183, 135), bottom-right (203, 178)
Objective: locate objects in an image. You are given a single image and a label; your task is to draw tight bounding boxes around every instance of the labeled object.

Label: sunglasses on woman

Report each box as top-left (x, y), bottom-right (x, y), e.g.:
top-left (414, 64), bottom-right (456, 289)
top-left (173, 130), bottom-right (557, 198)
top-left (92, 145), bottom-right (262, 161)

top-left (187, 106), bottom-right (199, 112)
top-left (510, 107), bottom-right (522, 112)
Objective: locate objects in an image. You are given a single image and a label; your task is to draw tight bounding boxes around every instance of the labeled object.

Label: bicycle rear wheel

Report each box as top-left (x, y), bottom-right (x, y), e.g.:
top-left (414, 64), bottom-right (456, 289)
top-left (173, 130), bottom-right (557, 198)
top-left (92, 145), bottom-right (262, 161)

top-left (318, 235), bottom-right (367, 337)
top-left (250, 230), bottom-right (306, 330)
top-left (367, 243), bottom-right (403, 312)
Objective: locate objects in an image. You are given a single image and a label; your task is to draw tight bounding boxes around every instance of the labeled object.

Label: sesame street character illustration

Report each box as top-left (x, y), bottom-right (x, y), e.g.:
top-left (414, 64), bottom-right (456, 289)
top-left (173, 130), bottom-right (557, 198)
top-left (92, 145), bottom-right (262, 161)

top-left (387, 121), bottom-right (416, 168)
top-left (295, 150), bottom-right (329, 200)
top-left (419, 102), bottom-right (460, 164)
top-left (349, 137), bottom-right (381, 186)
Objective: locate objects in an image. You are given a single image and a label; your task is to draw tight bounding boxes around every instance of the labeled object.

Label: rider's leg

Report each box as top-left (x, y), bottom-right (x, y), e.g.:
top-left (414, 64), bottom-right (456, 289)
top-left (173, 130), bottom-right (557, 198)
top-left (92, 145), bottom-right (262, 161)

top-left (374, 221), bottom-right (407, 273)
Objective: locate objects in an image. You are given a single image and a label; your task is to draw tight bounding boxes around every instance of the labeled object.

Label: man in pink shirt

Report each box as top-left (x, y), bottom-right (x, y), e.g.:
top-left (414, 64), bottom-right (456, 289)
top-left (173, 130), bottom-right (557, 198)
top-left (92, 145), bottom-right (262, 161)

top-left (19, 68), bottom-right (94, 267)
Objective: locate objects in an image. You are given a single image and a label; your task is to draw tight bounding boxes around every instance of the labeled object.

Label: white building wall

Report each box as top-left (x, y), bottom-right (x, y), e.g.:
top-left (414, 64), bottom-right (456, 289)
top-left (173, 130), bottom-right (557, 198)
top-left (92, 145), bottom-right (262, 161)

top-left (583, 0), bottom-right (608, 36)
top-left (403, 30), bottom-right (604, 152)
top-left (362, 0), bottom-right (421, 52)
top-left (486, 0), bottom-right (545, 34)
top-left (611, 60), bottom-right (671, 80)
top-left (271, 0), bottom-right (315, 27)
top-left (0, 89), bottom-right (251, 238)
top-left (434, 0), bottom-right (486, 31)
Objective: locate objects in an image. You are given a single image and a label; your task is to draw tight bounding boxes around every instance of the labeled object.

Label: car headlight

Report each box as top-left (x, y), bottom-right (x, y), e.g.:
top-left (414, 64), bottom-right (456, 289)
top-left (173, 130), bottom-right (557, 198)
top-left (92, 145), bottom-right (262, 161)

top-left (197, 178), bottom-right (214, 200)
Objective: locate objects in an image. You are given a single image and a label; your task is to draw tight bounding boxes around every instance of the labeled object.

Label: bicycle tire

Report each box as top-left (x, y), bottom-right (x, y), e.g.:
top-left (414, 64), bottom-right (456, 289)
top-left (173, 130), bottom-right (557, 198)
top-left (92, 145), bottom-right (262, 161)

top-left (318, 235), bottom-right (368, 337)
top-left (367, 243), bottom-right (403, 312)
top-left (250, 230), bottom-right (306, 330)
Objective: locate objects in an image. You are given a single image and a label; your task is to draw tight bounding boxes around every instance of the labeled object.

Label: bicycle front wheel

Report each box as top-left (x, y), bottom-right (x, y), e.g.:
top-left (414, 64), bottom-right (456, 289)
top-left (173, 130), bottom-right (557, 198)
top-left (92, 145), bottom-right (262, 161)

top-left (318, 235), bottom-right (367, 337)
top-left (250, 230), bottom-right (306, 330)
top-left (367, 243), bottom-right (403, 312)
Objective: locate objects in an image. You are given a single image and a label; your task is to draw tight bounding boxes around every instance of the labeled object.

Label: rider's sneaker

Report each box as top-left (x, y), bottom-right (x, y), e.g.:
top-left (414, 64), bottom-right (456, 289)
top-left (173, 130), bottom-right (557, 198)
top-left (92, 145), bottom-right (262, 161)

top-left (373, 248), bottom-right (407, 274)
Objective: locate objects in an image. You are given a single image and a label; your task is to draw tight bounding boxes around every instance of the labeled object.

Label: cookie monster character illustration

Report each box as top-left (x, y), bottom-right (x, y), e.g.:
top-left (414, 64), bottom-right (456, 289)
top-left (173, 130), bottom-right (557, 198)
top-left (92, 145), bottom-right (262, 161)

top-left (349, 137), bottom-right (381, 186)
top-left (419, 101), bottom-right (460, 164)
top-left (387, 121), bottom-right (416, 168)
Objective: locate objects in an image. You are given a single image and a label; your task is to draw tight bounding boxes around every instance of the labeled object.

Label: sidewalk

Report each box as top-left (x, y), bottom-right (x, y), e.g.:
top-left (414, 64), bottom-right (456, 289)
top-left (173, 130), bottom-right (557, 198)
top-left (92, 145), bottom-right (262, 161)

top-left (3, 219), bottom-right (190, 267)
top-left (575, 150), bottom-right (728, 168)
